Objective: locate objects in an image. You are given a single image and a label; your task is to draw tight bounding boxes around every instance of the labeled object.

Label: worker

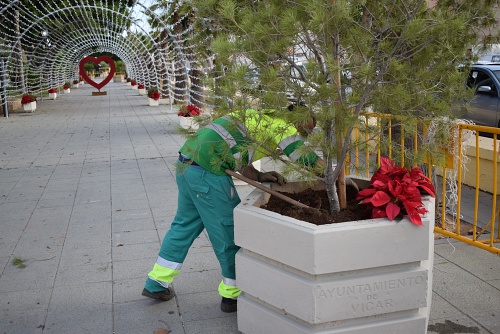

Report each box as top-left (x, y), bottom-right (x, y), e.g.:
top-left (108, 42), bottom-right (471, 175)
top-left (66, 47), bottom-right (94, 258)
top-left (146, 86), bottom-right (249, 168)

top-left (142, 107), bottom-right (322, 313)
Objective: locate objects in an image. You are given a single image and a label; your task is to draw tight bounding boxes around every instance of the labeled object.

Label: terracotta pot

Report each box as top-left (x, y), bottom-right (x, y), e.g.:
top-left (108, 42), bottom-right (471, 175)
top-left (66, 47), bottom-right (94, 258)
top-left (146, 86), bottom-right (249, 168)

top-left (234, 180), bottom-right (434, 334)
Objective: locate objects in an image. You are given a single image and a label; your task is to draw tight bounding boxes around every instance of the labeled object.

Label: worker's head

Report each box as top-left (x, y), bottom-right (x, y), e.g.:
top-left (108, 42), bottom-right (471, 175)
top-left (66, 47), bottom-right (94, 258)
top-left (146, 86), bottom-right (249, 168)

top-left (287, 103), bottom-right (316, 136)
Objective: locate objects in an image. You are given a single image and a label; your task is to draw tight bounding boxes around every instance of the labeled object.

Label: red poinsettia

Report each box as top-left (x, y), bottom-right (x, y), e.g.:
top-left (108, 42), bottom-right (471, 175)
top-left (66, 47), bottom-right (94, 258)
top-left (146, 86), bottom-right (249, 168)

top-left (131, 80), bottom-right (137, 86)
top-left (21, 94), bottom-right (36, 105)
top-left (178, 104), bottom-right (201, 117)
top-left (48, 88), bottom-right (57, 93)
top-left (63, 85), bottom-right (69, 90)
top-left (356, 157), bottom-right (435, 226)
top-left (138, 84), bottom-right (145, 89)
top-left (73, 80), bottom-right (78, 85)
top-left (149, 91), bottom-right (160, 100)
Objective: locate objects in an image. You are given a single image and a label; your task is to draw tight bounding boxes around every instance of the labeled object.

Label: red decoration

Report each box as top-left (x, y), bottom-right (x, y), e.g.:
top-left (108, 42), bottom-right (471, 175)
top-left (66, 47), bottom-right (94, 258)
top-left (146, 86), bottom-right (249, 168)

top-left (178, 104), bottom-right (201, 117)
top-left (79, 56), bottom-right (116, 92)
top-left (356, 157), bottom-right (435, 226)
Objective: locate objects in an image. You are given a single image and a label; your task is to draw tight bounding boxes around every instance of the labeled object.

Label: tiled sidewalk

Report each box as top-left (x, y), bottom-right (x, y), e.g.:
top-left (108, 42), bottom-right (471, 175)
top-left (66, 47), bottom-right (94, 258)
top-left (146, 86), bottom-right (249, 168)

top-left (0, 82), bottom-right (499, 334)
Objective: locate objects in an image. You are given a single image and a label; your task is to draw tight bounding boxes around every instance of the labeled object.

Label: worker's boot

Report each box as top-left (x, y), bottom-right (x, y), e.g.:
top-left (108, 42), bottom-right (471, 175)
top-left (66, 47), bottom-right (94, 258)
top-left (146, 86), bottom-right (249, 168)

top-left (142, 288), bottom-right (175, 301)
top-left (220, 297), bottom-right (237, 313)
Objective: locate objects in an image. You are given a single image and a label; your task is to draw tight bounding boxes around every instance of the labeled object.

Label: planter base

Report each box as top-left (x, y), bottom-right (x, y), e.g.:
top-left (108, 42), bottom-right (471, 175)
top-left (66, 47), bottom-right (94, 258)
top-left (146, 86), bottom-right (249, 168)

top-left (148, 98), bottom-right (159, 106)
top-left (22, 102), bottom-right (36, 112)
top-left (179, 116), bottom-right (199, 131)
top-left (92, 91), bottom-right (107, 96)
top-left (235, 181), bottom-right (434, 334)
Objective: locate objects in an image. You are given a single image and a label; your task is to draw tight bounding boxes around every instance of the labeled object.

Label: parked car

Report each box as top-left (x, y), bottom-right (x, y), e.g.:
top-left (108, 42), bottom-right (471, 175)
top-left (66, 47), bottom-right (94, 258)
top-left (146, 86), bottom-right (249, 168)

top-left (461, 64), bottom-right (500, 128)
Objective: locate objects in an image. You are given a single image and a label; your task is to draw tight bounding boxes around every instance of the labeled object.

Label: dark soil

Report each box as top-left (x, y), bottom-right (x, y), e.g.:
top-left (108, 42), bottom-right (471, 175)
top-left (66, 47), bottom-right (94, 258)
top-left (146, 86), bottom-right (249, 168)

top-left (262, 188), bottom-right (372, 225)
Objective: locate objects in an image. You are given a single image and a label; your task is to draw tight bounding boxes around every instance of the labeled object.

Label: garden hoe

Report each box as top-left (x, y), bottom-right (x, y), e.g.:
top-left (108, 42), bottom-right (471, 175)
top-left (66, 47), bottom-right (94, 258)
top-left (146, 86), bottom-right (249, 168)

top-left (224, 169), bottom-right (321, 216)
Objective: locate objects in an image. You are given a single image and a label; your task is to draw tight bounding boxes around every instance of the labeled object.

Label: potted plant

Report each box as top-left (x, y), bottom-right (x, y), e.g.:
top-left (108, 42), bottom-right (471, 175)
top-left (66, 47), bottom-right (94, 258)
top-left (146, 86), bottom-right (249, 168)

top-left (131, 80), bottom-right (137, 89)
top-left (63, 82), bottom-right (71, 93)
top-left (147, 87), bottom-right (160, 106)
top-left (73, 79), bottom-right (79, 88)
top-left (48, 88), bottom-right (57, 100)
top-left (192, 1), bottom-right (496, 333)
top-left (177, 104), bottom-right (201, 131)
top-left (21, 94), bottom-right (37, 112)
top-left (138, 84), bottom-right (146, 95)
top-left (126, 77), bottom-right (131, 86)
top-left (234, 159), bottom-right (436, 333)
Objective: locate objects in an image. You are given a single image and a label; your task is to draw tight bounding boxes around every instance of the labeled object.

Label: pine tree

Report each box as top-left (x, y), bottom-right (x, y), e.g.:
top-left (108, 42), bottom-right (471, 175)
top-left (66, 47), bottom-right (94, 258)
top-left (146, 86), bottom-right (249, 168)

top-left (192, 0), bottom-right (498, 214)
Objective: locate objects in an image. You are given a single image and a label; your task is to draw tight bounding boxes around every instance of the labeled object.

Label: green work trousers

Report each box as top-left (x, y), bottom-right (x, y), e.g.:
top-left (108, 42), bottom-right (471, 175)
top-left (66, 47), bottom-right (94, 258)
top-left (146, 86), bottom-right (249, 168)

top-left (146, 162), bottom-right (242, 298)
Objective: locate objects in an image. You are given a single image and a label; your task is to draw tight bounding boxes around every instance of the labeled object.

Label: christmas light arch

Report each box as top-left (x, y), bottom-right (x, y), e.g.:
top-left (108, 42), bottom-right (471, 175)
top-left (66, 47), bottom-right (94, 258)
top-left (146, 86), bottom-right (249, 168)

top-left (0, 0), bottom-right (207, 116)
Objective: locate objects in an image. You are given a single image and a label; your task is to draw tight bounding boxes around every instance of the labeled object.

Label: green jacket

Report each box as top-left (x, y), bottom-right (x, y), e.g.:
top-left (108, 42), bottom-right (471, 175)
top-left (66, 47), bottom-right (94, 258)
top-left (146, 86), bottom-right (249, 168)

top-left (179, 109), bottom-right (318, 175)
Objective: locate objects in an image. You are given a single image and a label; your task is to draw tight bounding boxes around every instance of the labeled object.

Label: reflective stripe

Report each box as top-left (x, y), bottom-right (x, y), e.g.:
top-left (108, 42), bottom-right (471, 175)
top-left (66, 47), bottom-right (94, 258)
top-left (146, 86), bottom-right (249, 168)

top-left (156, 256), bottom-right (182, 270)
top-left (223, 277), bottom-right (237, 287)
top-left (233, 152), bottom-right (242, 170)
top-left (278, 134), bottom-right (302, 151)
top-left (147, 263), bottom-right (181, 288)
top-left (220, 115), bottom-right (249, 136)
top-left (219, 279), bottom-right (241, 298)
top-left (205, 123), bottom-right (238, 148)
top-left (288, 150), bottom-right (302, 162)
top-left (148, 277), bottom-right (170, 289)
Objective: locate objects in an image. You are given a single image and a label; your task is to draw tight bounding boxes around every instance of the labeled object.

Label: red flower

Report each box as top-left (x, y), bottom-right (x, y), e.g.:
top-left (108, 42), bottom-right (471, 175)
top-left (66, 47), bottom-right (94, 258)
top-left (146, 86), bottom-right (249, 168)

top-left (178, 104), bottom-right (201, 117)
top-left (356, 157), bottom-right (435, 226)
top-left (21, 94), bottom-right (34, 105)
top-left (73, 80), bottom-right (78, 84)
top-left (48, 88), bottom-right (57, 93)
top-left (138, 84), bottom-right (145, 89)
top-left (149, 91), bottom-right (160, 100)
top-left (131, 80), bottom-right (137, 86)
top-left (64, 85), bottom-right (69, 90)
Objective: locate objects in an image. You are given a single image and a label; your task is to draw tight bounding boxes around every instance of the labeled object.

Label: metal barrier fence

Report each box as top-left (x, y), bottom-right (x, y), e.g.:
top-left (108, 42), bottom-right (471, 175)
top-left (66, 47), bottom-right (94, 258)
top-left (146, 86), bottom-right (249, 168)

top-left (350, 116), bottom-right (500, 254)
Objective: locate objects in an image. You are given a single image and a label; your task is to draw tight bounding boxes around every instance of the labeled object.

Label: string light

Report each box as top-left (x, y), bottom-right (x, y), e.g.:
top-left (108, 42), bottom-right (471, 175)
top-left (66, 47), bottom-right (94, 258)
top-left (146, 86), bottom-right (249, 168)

top-left (0, 0), bottom-right (211, 110)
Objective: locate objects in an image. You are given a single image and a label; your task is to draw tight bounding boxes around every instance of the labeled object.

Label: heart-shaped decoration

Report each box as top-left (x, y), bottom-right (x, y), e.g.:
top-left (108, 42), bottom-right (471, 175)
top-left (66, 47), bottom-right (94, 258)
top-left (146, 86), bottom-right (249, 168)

top-left (79, 56), bottom-right (116, 92)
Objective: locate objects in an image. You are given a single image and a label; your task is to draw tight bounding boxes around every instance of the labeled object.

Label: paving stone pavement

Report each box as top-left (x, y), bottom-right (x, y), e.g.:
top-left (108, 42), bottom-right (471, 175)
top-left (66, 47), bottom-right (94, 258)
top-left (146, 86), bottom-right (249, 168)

top-left (0, 82), bottom-right (499, 334)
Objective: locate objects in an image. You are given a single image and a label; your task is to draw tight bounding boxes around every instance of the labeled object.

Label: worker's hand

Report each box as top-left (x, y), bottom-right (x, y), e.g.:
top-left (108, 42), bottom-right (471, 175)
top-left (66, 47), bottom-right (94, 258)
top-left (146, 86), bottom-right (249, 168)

top-left (258, 171), bottom-right (287, 185)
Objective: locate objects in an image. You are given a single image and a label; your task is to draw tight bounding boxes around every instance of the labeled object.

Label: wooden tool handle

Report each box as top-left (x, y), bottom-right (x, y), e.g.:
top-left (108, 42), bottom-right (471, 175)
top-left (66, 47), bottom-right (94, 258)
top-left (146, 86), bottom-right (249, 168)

top-left (225, 169), bottom-right (312, 210)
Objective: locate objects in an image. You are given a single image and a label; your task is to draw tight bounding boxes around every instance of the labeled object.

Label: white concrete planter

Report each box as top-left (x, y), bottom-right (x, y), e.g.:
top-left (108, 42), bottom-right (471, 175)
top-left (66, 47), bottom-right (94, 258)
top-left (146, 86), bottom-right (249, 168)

top-left (148, 98), bottom-right (159, 106)
top-left (138, 88), bottom-right (146, 95)
top-left (179, 116), bottom-right (199, 131)
top-left (22, 101), bottom-right (36, 112)
top-left (131, 85), bottom-right (138, 90)
top-left (73, 83), bottom-right (79, 88)
top-left (64, 88), bottom-right (70, 94)
top-left (234, 180), bottom-right (434, 334)
top-left (49, 93), bottom-right (57, 100)
top-left (126, 82), bottom-right (131, 86)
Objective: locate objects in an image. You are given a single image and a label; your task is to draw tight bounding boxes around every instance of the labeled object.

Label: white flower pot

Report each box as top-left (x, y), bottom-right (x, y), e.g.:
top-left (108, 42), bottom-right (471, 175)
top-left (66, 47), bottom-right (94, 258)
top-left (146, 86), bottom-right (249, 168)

top-left (234, 180), bottom-right (435, 334)
top-left (49, 93), bottom-right (57, 100)
top-left (148, 98), bottom-right (159, 106)
top-left (138, 88), bottom-right (146, 95)
top-left (22, 101), bottom-right (36, 112)
top-left (179, 116), bottom-right (199, 131)
top-left (64, 88), bottom-right (70, 94)
top-left (126, 82), bottom-right (131, 86)
top-left (74, 84), bottom-right (79, 88)
top-left (131, 85), bottom-right (138, 90)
